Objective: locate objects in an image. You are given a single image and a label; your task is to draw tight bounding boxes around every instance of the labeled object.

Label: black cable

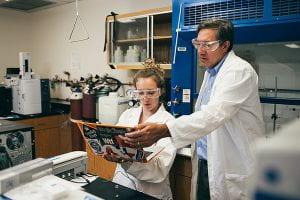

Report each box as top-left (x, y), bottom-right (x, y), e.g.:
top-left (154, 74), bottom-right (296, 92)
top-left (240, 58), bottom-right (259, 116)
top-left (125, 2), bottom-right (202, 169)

top-left (80, 172), bottom-right (96, 178)
top-left (112, 12), bottom-right (118, 43)
top-left (114, 170), bottom-right (137, 191)
top-left (69, 180), bottom-right (87, 184)
top-left (0, 146), bottom-right (13, 170)
top-left (103, 12), bottom-right (118, 52)
top-left (5, 151), bottom-right (13, 167)
top-left (103, 75), bottom-right (122, 92)
top-left (76, 172), bottom-right (91, 184)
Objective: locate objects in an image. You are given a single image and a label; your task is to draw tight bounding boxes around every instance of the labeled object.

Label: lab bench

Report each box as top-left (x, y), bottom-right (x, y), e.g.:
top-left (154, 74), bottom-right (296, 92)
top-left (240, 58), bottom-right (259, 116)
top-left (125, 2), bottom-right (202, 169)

top-left (18, 114), bottom-right (72, 158)
top-left (3, 102), bottom-right (193, 200)
top-left (4, 101), bottom-right (72, 159)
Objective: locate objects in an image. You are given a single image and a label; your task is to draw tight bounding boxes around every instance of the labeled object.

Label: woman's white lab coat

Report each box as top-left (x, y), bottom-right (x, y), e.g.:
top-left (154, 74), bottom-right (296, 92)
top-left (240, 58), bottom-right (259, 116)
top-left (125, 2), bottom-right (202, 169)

top-left (113, 105), bottom-right (176, 200)
top-left (166, 51), bottom-right (265, 200)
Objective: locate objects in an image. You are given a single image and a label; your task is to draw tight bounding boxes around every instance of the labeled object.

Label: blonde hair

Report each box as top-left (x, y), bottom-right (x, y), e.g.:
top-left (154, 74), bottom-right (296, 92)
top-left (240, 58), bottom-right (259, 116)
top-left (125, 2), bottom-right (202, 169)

top-left (133, 58), bottom-right (165, 89)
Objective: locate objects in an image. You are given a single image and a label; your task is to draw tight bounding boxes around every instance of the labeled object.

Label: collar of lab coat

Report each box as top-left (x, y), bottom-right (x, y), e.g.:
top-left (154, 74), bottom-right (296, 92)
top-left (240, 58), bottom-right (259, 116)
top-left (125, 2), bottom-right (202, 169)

top-left (196, 51), bottom-right (234, 110)
top-left (135, 104), bottom-right (167, 123)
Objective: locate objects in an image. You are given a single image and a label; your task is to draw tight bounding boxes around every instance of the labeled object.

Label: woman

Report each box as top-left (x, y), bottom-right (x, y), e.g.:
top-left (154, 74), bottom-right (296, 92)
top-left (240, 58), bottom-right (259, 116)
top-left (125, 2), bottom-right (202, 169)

top-left (104, 60), bottom-right (176, 200)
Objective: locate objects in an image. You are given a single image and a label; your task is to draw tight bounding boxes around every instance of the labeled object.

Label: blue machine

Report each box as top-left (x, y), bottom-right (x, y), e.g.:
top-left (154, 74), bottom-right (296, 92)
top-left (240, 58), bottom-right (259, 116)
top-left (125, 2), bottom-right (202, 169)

top-left (170, 0), bottom-right (300, 116)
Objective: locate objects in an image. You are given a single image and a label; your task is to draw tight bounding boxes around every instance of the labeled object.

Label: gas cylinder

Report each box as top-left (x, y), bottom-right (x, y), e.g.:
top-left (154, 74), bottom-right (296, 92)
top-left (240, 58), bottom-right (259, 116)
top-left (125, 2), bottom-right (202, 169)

top-left (70, 92), bottom-right (82, 120)
top-left (82, 92), bottom-right (96, 121)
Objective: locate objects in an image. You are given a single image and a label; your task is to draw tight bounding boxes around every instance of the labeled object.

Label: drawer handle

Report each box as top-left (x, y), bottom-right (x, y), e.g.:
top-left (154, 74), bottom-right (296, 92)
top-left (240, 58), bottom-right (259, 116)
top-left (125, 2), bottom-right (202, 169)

top-left (37, 123), bottom-right (46, 126)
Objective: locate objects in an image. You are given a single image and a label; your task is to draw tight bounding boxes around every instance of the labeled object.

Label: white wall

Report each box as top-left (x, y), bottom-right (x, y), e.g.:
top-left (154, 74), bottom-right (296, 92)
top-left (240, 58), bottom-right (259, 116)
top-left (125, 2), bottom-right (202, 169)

top-left (0, 0), bottom-right (171, 99)
top-left (0, 9), bottom-right (31, 81)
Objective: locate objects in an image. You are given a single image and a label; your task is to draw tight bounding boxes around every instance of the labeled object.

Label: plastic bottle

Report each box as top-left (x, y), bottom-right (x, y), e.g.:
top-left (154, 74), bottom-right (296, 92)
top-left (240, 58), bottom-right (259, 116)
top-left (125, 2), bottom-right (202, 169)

top-left (98, 92), bottom-right (129, 124)
top-left (125, 46), bottom-right (133, 62)
top-left (127, 29), bottom-right (133, 39)
top-left (114, 46), bottom-right (124, 63)
top-left (132, 45), bottom-right (140, 62)
top-left (140, 48), bottom-right (147, 62)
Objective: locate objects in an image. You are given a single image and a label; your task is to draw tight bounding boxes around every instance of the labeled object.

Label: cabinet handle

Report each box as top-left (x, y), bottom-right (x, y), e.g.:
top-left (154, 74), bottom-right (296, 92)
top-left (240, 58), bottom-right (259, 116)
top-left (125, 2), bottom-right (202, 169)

top-left (37, 123), bottom-right (46, 126)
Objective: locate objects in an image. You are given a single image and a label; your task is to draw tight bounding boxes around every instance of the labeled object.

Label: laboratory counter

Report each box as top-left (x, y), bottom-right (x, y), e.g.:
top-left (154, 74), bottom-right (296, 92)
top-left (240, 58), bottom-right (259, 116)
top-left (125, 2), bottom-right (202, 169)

top-left (0, 100), bottom-right (72, 159)
top-left (2, 99), bottom-right (70, 121)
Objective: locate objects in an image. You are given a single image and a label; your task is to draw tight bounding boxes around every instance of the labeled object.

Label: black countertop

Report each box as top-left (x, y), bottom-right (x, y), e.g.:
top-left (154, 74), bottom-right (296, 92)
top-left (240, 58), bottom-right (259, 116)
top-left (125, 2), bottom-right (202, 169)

top-left (0, 120), bottom-right (33, 133)
top-left (1, 100), bottom-right (70, 121)
top-left (83, 177), bottom-right (158, 200)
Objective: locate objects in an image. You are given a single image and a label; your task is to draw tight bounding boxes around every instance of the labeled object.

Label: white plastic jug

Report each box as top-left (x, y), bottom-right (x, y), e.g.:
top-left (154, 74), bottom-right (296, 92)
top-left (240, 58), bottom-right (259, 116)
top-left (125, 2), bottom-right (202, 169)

top-left (114, 46), bottom-right (124, 63)
top-left (98, 92), bottom-right (129, 125)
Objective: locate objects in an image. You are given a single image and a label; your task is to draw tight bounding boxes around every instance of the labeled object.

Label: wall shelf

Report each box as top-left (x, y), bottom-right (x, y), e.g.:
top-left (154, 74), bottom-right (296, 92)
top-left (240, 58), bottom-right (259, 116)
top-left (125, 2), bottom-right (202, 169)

top-left (153, 36), bottom-right (172, 40)
top-left (116, 38), bottom-right (148, 43)
top-left (109, 63), bottom-right (171, 70)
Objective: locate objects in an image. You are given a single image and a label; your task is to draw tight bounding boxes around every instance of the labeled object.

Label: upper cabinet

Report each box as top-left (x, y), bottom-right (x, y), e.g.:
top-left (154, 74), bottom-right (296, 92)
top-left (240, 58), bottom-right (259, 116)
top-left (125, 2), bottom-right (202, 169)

top-left (107, 7), bottom-right (172, 69)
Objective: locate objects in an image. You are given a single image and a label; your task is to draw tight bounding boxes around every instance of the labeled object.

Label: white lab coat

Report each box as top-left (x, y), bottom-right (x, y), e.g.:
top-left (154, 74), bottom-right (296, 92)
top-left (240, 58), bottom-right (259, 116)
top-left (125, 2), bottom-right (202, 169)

top-left (113, 104), bottom-right (176, 200)
top-left (166, 51), bottom-right (265, 200)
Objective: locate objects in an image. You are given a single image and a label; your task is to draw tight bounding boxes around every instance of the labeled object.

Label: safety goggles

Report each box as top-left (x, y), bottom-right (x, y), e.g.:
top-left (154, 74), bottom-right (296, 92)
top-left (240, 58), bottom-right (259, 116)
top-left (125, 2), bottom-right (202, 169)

top-left (132, 88), bottom-right (161, 99)
top-left (191, 39), bottom-right (221, 51)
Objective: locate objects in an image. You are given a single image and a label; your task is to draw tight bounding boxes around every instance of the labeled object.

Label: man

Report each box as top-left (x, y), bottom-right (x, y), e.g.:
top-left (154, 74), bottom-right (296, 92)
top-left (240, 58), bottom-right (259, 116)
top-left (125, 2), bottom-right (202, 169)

top-left (124, 18), bottom-right (265, 200)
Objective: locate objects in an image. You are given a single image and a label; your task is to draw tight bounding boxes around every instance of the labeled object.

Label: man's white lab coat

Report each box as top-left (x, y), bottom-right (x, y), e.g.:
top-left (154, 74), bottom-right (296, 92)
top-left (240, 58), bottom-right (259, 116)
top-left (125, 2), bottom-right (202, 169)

top-left (113, 105), bottom-right (176, 200)
top-left (167, 51), bottom-right (265, 200)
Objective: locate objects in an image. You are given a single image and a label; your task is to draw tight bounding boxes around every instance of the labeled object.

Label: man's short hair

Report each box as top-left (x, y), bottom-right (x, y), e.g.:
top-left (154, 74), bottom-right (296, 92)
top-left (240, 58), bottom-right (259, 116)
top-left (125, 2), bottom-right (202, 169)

top-left (197, 18), bottom-right (234, 52)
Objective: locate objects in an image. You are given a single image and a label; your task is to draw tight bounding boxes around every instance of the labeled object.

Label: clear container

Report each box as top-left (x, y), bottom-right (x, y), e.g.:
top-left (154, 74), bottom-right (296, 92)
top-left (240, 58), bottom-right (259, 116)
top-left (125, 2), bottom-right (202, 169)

top-left (98, 92), bottom-right (129, 124)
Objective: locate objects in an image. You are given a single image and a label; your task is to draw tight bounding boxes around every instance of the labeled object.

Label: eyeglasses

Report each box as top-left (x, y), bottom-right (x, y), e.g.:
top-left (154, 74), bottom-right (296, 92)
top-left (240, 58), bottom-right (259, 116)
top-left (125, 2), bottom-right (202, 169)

top-left (191, 39), bottom-right (221, 51)
top-left (132, 88), bottom-right (161, 99)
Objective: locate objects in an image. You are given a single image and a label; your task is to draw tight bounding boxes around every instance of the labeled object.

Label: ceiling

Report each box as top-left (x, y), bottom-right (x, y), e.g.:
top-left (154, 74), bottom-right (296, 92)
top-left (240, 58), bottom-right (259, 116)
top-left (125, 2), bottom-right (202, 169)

top-left (0, 0), bottom-right (76, 12)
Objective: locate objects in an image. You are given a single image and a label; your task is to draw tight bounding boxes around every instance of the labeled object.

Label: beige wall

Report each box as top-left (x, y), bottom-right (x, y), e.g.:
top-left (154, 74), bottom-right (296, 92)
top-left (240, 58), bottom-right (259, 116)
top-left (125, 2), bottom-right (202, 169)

top-left (0, 0), bottom-right (171, 99)
top-left (0, 9), bottom-right (30, 82)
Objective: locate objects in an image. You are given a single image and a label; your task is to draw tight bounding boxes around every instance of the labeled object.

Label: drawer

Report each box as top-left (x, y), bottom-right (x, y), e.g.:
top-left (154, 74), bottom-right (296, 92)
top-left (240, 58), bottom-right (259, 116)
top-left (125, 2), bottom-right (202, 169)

top-left (33, 116), bottom-right (59, 130)
top-left (18, 118), bottom-right (35, 127)
top-left (19, 116), bottom-right (59, 130)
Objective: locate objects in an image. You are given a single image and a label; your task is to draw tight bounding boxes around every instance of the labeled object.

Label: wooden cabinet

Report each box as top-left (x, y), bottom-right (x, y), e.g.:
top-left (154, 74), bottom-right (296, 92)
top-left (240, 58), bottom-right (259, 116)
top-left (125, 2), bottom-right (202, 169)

top-left (170, 155), bottom-right (192, 200)
top-left (107, 6), bottom-right (172, 69)
top-left (19, 114), bottom-right (72, 158)
top-left (35, 126), bottom-right (60, 158)
top-left (59, 114), bottom-right (72, 154)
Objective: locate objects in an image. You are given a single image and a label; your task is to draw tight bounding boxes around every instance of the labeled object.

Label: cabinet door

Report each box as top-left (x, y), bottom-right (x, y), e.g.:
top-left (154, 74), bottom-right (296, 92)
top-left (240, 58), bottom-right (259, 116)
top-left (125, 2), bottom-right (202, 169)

top-left (34, 115), bottom-right (59, 130)
top-left (152, 12), bottom-right (172, 67)
top-left (172, 175), bottom-right (191, 200)
top-left (108, 16), bottom-right (149, 66)
top-left (35, 127), bottom-right (60, 158)
top-left (58, 114), bottom-right (72, 154)
top-left (170, 155), bottom-right (192, 200)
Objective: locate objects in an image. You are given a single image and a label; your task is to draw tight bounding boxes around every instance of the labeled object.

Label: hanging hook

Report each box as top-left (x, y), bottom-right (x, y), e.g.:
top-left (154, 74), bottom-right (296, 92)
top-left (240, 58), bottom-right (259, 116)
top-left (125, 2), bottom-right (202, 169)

top-left (69, 0), bottom-right (90, 43)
